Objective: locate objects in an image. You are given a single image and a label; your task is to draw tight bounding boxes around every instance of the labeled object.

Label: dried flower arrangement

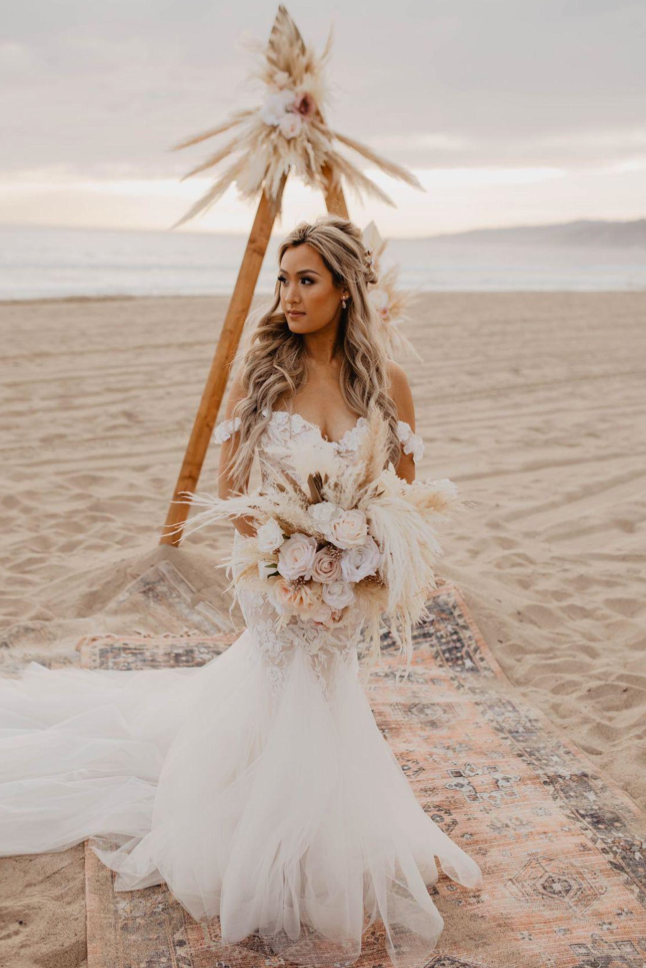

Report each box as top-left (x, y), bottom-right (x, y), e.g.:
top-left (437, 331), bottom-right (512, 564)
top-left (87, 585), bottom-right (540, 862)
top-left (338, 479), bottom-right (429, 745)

top-left (170, 5), bottom-right (424, 229)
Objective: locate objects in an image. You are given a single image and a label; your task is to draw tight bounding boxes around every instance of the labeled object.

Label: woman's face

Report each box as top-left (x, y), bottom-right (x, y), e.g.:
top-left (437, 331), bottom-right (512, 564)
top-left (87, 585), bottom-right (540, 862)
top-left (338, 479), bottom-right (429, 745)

top-left (278, 243), bottom-right (349, 335)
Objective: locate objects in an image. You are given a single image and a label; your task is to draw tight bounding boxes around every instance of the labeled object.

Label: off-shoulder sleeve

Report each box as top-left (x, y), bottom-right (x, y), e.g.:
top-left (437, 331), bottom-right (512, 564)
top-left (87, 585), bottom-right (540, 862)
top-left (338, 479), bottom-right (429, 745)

top-left (396, 420), bottom-right (425, 463)
top-left (213, 415), bottom-right (241, 444)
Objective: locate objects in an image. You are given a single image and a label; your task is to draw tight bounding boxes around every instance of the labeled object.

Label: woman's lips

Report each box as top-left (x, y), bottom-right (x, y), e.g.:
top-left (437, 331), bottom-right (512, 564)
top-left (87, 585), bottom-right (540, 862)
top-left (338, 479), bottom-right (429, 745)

top-left (288, 311), bottom-right (305, 317)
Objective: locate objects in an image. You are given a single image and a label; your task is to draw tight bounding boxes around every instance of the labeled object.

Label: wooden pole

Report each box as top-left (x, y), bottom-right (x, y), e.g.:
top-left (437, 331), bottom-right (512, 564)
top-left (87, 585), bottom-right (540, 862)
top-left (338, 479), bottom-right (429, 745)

top-left (159, 172), bottom-right (287, 545)
top-left (322, 162), bottom-right (349, 218)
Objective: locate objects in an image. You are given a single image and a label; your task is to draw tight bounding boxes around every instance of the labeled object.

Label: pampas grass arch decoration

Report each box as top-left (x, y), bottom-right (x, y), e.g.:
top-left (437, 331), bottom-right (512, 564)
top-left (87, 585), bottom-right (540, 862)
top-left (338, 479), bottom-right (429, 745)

top-left (160, 4), bottom-right (425, 546)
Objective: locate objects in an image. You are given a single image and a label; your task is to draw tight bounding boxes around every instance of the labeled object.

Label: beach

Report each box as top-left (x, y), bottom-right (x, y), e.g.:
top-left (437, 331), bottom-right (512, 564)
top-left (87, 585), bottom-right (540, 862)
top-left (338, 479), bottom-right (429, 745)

top-left (1, 290), bottom-right (645, 967)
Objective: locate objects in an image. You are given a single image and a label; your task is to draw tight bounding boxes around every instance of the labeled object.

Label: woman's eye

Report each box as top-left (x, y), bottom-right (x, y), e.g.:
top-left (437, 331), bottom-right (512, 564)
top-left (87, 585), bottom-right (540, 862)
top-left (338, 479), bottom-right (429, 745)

top-left (278, 277), bottom-right (313, 285)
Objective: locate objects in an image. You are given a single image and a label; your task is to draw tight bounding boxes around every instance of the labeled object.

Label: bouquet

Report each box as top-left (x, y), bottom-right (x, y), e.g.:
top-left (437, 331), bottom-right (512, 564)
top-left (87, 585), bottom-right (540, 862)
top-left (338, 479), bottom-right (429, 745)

top-left (169, 404), bottom-right (466, 679)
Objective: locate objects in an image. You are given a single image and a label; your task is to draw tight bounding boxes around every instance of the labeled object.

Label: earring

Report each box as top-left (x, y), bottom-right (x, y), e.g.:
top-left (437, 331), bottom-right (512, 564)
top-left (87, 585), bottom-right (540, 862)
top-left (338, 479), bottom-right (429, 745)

top-left (341, 297), bottom-right (347, 309)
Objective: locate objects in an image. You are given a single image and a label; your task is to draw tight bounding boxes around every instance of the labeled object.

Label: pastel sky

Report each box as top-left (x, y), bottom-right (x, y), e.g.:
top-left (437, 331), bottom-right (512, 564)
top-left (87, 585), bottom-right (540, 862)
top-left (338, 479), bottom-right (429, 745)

top-left (1, 0), bottom-right (645, 237)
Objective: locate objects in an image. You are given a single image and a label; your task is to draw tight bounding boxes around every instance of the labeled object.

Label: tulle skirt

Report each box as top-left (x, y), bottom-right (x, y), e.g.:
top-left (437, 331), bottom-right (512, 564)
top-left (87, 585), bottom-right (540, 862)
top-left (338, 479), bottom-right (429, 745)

top-left (0, 617), bottom-right (483, 967)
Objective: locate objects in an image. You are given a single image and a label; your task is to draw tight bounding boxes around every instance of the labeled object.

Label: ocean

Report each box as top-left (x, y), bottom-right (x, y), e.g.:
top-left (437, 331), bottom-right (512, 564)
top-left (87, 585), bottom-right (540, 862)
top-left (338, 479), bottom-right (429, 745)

top-left (1, 225), bottom-right (645, 301)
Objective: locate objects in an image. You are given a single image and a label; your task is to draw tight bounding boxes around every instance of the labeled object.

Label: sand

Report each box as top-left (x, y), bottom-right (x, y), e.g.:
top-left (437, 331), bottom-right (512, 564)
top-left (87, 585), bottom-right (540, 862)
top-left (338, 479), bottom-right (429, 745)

top-left (1, 291), bottom-right (644, 966)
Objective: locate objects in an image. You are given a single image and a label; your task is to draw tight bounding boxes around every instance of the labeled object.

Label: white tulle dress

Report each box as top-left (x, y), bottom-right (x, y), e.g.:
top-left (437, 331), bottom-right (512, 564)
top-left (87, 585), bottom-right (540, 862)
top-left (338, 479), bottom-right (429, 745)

top-left (0, 406), bottom-right (483, 968)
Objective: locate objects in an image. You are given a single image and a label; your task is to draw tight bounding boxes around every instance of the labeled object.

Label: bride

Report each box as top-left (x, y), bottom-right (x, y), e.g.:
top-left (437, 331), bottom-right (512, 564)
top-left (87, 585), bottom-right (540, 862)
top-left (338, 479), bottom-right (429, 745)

top-left (0, 214), bottom-right (483, 967)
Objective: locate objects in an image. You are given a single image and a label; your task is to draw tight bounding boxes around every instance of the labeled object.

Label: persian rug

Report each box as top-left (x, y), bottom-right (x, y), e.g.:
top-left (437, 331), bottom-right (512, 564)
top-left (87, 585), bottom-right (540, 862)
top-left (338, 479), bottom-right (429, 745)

top-left (80, 585), bottom-right (646, 968)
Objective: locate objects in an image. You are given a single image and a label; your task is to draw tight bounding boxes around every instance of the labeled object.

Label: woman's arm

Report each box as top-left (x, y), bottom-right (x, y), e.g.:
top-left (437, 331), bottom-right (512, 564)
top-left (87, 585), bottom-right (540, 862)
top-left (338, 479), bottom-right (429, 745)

top-left (216, 373), bottom-right (257, 537)
top-left (387, 360), bottom-right (417, 484)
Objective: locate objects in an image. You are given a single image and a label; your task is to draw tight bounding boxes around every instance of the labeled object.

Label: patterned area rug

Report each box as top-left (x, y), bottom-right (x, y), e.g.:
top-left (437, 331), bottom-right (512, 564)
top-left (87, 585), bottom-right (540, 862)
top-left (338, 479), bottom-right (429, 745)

top-left (79, 585), bottom-right (646, 968)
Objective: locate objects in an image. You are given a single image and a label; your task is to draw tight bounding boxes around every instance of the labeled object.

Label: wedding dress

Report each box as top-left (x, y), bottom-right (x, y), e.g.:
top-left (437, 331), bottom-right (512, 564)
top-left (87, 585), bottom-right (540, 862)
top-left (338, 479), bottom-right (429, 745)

top-left (0, 406), bottom-right (483, 968)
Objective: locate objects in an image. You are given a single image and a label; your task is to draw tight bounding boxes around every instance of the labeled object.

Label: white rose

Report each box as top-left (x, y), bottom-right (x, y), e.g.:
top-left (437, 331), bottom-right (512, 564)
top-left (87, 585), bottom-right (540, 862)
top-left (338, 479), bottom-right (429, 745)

top-left (259, 89), bottom-right (294, 126)
top-left (327, 509), bottom-right (369, 549)
top-left (278, 112), bottom-right (303, 139)
top-left (256, 518), bottom-right (285, 553)
top-left (308, 501), bottom-right (342, 533)
top-left (340, 536), bottom-right (382, 582)
top-left (322, 580), bottom-right (355, 610)
top-left (311, 546), bottom-right (343, 584)
top-left (277, 533), bottom-right (318, 581)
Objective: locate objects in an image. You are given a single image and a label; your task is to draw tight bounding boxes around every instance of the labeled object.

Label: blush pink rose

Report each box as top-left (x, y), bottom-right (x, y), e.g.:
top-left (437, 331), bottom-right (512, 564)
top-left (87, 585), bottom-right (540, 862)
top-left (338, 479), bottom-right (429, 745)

top-left (294, 92), bottom-right (316, 118)
top-left (311, 547), bottom-right (343, 584)
top-left (269, 577), bottom-right (298, 614)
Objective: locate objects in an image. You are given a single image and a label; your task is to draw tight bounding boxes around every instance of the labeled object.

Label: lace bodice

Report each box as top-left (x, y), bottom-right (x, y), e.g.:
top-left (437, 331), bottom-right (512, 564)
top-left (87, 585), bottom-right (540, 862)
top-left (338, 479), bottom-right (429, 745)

top-left (213, 407), bottom-right (425, 464)
top-left (213, 406), bottom-right (425, 701)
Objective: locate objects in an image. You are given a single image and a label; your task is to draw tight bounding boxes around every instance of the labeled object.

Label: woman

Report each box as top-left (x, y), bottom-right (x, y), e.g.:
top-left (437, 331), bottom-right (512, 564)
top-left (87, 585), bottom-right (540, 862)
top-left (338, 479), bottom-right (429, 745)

top-left (0, 215), bottom-right (483, 968)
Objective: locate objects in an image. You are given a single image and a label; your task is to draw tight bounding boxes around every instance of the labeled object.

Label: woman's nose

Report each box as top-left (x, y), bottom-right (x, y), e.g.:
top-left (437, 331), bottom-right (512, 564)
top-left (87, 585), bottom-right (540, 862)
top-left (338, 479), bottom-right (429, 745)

top-left (284, 285), bottom-right (301, 303)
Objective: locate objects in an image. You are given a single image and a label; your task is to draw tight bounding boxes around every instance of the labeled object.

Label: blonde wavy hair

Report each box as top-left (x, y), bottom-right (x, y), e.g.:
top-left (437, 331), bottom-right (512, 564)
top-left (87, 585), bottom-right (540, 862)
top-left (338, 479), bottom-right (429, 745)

top-left (223, 213), bottom-right (401, 493)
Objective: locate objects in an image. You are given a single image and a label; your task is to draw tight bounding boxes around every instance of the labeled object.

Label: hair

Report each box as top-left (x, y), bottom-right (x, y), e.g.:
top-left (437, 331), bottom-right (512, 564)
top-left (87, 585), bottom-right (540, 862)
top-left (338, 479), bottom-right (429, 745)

top-left (222, 213), bottom-right (401, 493)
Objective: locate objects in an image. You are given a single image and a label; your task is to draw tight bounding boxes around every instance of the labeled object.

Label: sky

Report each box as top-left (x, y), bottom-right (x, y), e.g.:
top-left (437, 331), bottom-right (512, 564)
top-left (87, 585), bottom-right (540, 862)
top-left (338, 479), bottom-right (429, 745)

top-left (1, 0), bottom-right (645, 238)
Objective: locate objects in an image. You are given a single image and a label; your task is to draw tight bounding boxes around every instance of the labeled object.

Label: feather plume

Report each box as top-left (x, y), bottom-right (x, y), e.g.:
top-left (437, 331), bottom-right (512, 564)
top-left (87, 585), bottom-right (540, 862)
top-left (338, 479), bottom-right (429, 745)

top-left (170, 111), bottom-right (254, 151)
top-left (359, 220), bottom-right (424, 362)
top-left (353, 403), bottom-right (392, 495)
top-left (267, 4), bottom-right (307, 63)
top-left (179, 132), bottom-right (249, 181)
top-left (324, 148), bottom-right (397, 208)
top-left (170, 156), bottom-right (250, 230)
top-left (332, 131), bottom-right (425, 191)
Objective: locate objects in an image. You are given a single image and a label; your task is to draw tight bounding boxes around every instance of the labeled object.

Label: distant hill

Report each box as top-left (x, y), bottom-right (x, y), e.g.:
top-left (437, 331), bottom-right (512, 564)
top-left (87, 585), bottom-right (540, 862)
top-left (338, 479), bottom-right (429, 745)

top-left (422, 218), bottom-right (646, 249)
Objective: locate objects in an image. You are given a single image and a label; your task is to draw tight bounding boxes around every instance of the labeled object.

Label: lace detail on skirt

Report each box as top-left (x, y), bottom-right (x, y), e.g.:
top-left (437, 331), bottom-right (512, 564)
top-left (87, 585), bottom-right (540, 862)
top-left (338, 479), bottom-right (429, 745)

top-left (237, 586), bottom-right (364, 701)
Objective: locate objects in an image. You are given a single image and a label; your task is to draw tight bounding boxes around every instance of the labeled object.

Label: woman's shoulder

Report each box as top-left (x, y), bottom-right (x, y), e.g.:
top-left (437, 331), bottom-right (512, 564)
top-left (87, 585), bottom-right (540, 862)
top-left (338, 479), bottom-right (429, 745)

top-left (386, 360), bottom-right (415, 424)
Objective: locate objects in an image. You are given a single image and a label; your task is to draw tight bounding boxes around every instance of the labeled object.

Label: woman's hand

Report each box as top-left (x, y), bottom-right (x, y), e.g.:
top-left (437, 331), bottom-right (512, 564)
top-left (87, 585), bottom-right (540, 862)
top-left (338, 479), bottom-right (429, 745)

top-left (233, 514), bottom-right (257, 539)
